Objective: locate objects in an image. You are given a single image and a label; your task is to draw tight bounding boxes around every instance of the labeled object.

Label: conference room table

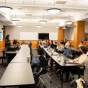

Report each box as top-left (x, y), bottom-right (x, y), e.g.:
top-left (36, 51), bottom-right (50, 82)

top-left (0, 63), bottom-right (34, 87)
top-left (0, 48), bottom-right (19, 65)
top-left (0, 44), bottom-right (35, 87)
top-left (40, 44), bottom-right (79, 88)
top-left (11, 46), bottom-right (30, 63)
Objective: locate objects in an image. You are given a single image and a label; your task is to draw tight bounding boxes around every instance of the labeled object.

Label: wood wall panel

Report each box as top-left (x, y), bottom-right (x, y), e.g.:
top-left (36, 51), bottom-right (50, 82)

top-left (0, 41), bottom-right (4, 50)
top-left (74, 21), bottom-right (85, 48)
top-left (58, 27), bottom-right (64, 41)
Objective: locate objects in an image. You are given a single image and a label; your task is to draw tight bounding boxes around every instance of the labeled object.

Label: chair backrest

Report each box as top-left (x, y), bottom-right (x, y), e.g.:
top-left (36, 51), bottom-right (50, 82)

top-left (39, 55), bottom-right (48, 68)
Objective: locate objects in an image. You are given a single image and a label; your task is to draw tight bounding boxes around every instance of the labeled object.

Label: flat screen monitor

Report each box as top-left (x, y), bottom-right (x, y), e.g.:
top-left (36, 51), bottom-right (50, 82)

top-left (38, 33), bottom-right (49, 40)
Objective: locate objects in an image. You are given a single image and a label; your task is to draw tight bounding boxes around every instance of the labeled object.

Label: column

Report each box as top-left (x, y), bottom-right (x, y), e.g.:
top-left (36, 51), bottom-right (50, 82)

top-left (58, 27), bottom-right (64, 41)
top-left (74, 21), bottom-right (85, 48)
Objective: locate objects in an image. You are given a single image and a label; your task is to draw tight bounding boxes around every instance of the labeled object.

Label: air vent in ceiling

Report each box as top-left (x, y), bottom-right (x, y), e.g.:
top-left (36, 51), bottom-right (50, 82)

top-left (25, 14), bottom-right (32, 16)
top-left (56, 1), bottom-right (67, 4)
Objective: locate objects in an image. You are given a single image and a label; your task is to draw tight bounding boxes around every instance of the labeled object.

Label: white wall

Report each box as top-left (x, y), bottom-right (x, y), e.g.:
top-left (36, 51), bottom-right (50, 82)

top-left (5, 26), bottom-right (58, 40)
top-left (64, 28), bottom-right (74, 40)
top-left (64, 22), bottom-right (88, 40)
top-left (5, 23), bottom-right (88, 41)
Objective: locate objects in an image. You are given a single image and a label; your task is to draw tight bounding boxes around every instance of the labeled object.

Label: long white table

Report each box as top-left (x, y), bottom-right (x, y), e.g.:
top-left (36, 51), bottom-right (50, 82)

top-left (0, 63), bottom-right (34, 86)
top-left (44, 48), bottom-right (79, 66)
top-left (11, 46), bottom-right (30, 63)
top-left (0, 44), bottom-right (35, 87)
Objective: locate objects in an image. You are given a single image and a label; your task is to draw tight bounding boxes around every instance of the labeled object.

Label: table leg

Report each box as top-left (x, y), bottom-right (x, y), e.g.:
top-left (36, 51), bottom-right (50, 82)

top-left (58, 67), bottom-right (64, 88)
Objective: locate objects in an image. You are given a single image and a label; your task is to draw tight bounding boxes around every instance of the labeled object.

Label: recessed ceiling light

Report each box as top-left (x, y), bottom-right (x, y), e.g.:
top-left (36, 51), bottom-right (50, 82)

top-left (18, 8), bottom-right (23, 10)
top-left (39, 20), bottom-right (47, 24)
top-left (36, 25), bottom-right (41, 28)
top-left (55, 26), bottom-right (59, 28)
top-left (17, 25), bottom-right (22, 27)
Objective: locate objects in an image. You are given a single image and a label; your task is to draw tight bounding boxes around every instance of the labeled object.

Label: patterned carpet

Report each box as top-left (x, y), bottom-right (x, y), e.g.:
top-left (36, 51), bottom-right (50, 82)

top-left (0, 49), bottom-right (75, 88)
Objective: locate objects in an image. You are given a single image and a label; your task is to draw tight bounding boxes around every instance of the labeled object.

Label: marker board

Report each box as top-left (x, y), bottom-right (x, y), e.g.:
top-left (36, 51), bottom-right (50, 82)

top-left (20, 32), bottom-right (58, 40)
top-left (20, 32), bottom-right (38, 40)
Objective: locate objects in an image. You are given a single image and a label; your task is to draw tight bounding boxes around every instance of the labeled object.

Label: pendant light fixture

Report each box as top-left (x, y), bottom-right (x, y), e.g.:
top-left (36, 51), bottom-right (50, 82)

top-left (36, 25), bottom-right (41, 28)
top-left (65, 15), bottom-right (73, 25)
top-left (47, 0), bottom-right (61, 14)
top-left (11, 13), bottom-right (20, 24)
top-left (39, 14), bottom-right (47, 24)
top-left (0, 0), bottom-right (12, 13)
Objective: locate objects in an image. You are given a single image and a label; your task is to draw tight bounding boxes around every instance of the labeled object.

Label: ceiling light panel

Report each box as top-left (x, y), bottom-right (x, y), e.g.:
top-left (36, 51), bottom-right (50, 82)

top-left (25, 14), bottom-right (32, 17)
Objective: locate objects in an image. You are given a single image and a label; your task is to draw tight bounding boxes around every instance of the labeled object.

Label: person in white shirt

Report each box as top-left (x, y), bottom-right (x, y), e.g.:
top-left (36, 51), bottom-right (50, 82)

top-left (78, 41), bottom-right (84, 49)
top-left (68, 46), bottom-right (87, 65)
top-left (65, 46), bottom-right (88, 82)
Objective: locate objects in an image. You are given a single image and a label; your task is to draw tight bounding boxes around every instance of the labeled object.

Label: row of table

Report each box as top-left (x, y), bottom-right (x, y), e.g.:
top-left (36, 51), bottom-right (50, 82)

top-left (40, 45), bottom-right (79, 88)
top-left (0, 44), bottom-right (35, 87)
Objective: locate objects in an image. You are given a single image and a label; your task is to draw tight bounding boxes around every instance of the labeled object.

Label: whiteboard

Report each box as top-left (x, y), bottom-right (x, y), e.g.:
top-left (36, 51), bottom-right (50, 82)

top-left (20, 32), bottom-right (38, 40)
top-left (20, 32), bottom-right (58, 40)
top-left (0, 32), bottom-right (3, 41)
top-left (49, 32), bottom-right (58, 40)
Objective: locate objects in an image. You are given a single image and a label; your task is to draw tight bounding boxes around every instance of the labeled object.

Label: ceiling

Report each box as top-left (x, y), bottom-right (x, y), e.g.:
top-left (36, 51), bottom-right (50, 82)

top-left (0, 0), bottom-right (88, 28)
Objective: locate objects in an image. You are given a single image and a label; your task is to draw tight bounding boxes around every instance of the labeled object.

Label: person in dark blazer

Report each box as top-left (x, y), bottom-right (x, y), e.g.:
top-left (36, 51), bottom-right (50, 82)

top-left (5, 34), bottom-right (11, 48)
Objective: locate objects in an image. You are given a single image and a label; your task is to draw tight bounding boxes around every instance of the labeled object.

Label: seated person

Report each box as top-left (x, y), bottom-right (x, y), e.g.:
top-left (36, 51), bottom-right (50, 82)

top-left (63, 42), bottom-right (72, 58)
top-left (55, 42), bottom-right (65, 53)
top-left (65, 46), bottom-right (88, 81)
top-left (16, 42), bottom-right (20, 49)
top-left (30, 48), bottom-right (46, 72)
top-left (13, 39), bottom-right (17, 45)
top-left (50, 40), bottom-right (55, 48)
top-left (54, 41), bottom-right (58, 49)
top-left (40, 39), bottom-right (44, 45)
top-left (45, 40), bottom-right (50, 46)
top-left (60, 39), bottom-right (67, 46)
top-left (78, 41), bottom-right (84, 49)
top-left (28, 41), bottom-right (32, 47)
top-left (68, 46), bottom-right (87, 66)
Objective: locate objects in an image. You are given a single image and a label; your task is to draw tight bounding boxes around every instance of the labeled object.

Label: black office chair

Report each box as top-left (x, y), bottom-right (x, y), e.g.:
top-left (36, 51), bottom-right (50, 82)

top-left (32, 54), bottom-right (52, 88)
top-left (33, 67), bottom-right (43, 88)
top-left (28, 44), bottom-right (33, 61)
top-left (0, 50), bottom-right (8, 66)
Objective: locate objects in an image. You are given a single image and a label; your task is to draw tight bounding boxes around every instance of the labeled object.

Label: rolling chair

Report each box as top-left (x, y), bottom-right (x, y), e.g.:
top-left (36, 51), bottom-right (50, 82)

top-left (39, 55), bottom-right (52, 88)
top-left (34, 55), bottom-right (52, 88)
top-left (70, 65), bottom-right (86, 88)
top-left (33, 67), bottom-right (43, 88)
top-left (28, 44), bottom-right (33, 61)
top-left (0, 49), bottom-right (8, 66)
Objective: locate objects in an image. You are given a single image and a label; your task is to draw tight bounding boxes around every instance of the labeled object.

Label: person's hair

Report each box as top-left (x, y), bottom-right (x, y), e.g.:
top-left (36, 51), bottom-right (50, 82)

top-left (51, 40), bottom-right (53, 44)
top-left (39, 55), bottom-right (47, 67)
top-left (13, 39), bottom-right (17, 45)
top-left (80, 46), bottom-right (87, 54)
top-left (38, 48), bottom-right (44, 55)
top-left (80, 41), bottom-right (83, 44)
top-left (5, 34), bottom-right (10, 39)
